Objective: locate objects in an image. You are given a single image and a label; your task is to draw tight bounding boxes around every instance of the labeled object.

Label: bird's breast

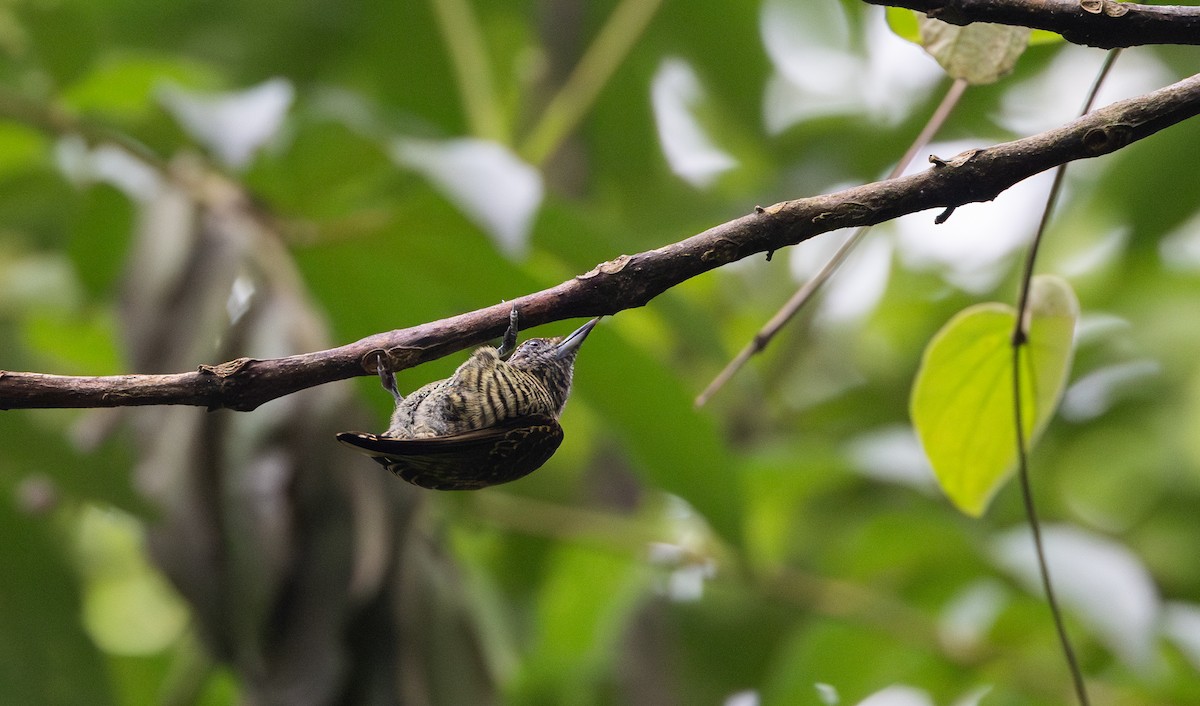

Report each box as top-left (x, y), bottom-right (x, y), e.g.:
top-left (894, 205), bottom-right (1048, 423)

top-left (386, 354), bottom-right (555, 439)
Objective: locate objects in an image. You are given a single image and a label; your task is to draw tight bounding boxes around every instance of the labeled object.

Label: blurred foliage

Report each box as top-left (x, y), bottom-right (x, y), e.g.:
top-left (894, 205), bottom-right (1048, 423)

top-left (1, 1), bottom-right (1200, 705)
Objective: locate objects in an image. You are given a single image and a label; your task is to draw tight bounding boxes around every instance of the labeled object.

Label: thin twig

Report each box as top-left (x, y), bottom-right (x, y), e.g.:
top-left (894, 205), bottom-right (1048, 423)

top-left (430, 0), bottom-right (507, 142)
top-left (1013, 51), bottom-right (1121, 335)
top-left (0, 88), bottom-right (171, 175)
top-left (520, 0), bottom-right (664, 165)
top-left (1009, 48), bottom-right (1120, 706)
top-left (695, 77), bottom-right (969, 407)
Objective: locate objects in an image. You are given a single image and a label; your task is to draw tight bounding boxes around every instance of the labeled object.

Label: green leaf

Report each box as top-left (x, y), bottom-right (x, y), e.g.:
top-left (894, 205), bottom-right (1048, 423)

top-left (62, 52), bottom-right (219, 120)
top-left (75, 505), bottom-right (189, 655)
top-left (887, 8), bottom-right (1059, 51)
top-left (0, 500), bottom-right (115, 706)
top-left (23, 308), bottom-right (123, 376)
top-left (68, 184), bottom-right (135, 300)
top-left (911, 275), bottom-right (1078, 516)
top-left (17, 0), bottom-right (100, 86)
top-left (918, 17), bottom-right (1030, 84)
top-left (0, 124), bottom-right (48, 180)
top-left (884, 8), bottom-right (921, 45)
top-left (1029, 29), bottom-right (1065, 47)
top-left (515, 544), bottom-right (645, 700)
top-left (576, 326), bottom-right (745, 545)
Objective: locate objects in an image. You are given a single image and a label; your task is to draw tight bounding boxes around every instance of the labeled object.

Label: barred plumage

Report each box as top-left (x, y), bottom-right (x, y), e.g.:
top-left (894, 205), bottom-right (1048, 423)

top-left (337, 310), bottom-right (598, 490)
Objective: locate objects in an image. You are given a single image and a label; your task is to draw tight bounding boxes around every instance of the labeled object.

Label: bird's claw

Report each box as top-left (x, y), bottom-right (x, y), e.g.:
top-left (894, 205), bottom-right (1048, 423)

top-left (375, 352), bottom-right (403, 402)
top-left (498, 304), bottom-right (520, 359)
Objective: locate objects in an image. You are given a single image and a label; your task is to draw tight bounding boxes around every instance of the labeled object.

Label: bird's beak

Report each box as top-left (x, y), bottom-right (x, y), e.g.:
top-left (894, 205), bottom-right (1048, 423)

top-left (555, 317), bottom-right (600, 359)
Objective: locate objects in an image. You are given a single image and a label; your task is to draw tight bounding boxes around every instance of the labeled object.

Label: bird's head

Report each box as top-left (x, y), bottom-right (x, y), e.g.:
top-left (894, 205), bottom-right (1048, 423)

top-left (508, 318), bottom-right (598, 412)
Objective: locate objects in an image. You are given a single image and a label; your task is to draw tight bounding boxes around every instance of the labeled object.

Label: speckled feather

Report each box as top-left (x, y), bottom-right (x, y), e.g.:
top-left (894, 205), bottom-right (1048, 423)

top-left (337, 316), bottom-right (597, 490)
top-left (337, 414), bottom-right (564, 490)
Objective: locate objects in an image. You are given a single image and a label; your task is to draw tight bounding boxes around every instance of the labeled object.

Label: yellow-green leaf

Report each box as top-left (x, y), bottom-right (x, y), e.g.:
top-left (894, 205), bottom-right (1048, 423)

top-left (1029, 29), bottom-right (1065, 46)
top-left (911, 275), bottom-right (1078, 516)
top-left (918, 17), bottom-right (1030, 84)
top-left (885, 8), bottom-right (921, 45)
top-left (884, 9), bottom-right (1058, 55)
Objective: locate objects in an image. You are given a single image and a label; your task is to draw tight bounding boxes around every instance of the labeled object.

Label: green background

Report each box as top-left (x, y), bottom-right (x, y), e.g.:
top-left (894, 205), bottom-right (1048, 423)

top-left (2, 0), bottom-right (1199, 704)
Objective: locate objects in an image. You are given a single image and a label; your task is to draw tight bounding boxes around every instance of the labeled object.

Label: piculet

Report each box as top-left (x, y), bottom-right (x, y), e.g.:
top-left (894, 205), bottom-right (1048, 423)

top-left (337, 308), bottom-right (598, 490)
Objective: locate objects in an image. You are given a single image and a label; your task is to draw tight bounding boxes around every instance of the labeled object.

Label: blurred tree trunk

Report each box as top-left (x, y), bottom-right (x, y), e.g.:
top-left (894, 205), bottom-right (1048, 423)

top-left (121, 157), bottom-right (494, 706)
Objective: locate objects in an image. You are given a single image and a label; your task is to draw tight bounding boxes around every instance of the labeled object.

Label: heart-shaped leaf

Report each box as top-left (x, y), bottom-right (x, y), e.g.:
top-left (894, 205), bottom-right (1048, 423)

top-left (911, 275), bottom-right (1078, 516)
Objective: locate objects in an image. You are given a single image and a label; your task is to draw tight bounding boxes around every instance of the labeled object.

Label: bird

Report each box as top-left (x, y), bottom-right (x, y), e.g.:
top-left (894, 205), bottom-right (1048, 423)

top-left (337, 307), bottom-right (598, 490)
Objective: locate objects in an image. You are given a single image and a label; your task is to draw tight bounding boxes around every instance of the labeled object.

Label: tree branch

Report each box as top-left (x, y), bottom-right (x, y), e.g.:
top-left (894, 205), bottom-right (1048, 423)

top-left (3, 72), bottom-right (1200, 412)
top-left (865, 0), bottom-right (1200, 49)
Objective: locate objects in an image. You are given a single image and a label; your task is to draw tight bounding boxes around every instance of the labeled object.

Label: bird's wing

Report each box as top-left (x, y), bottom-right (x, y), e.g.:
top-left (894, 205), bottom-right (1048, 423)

top-left (336, 414), bottom-right (564, 490)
